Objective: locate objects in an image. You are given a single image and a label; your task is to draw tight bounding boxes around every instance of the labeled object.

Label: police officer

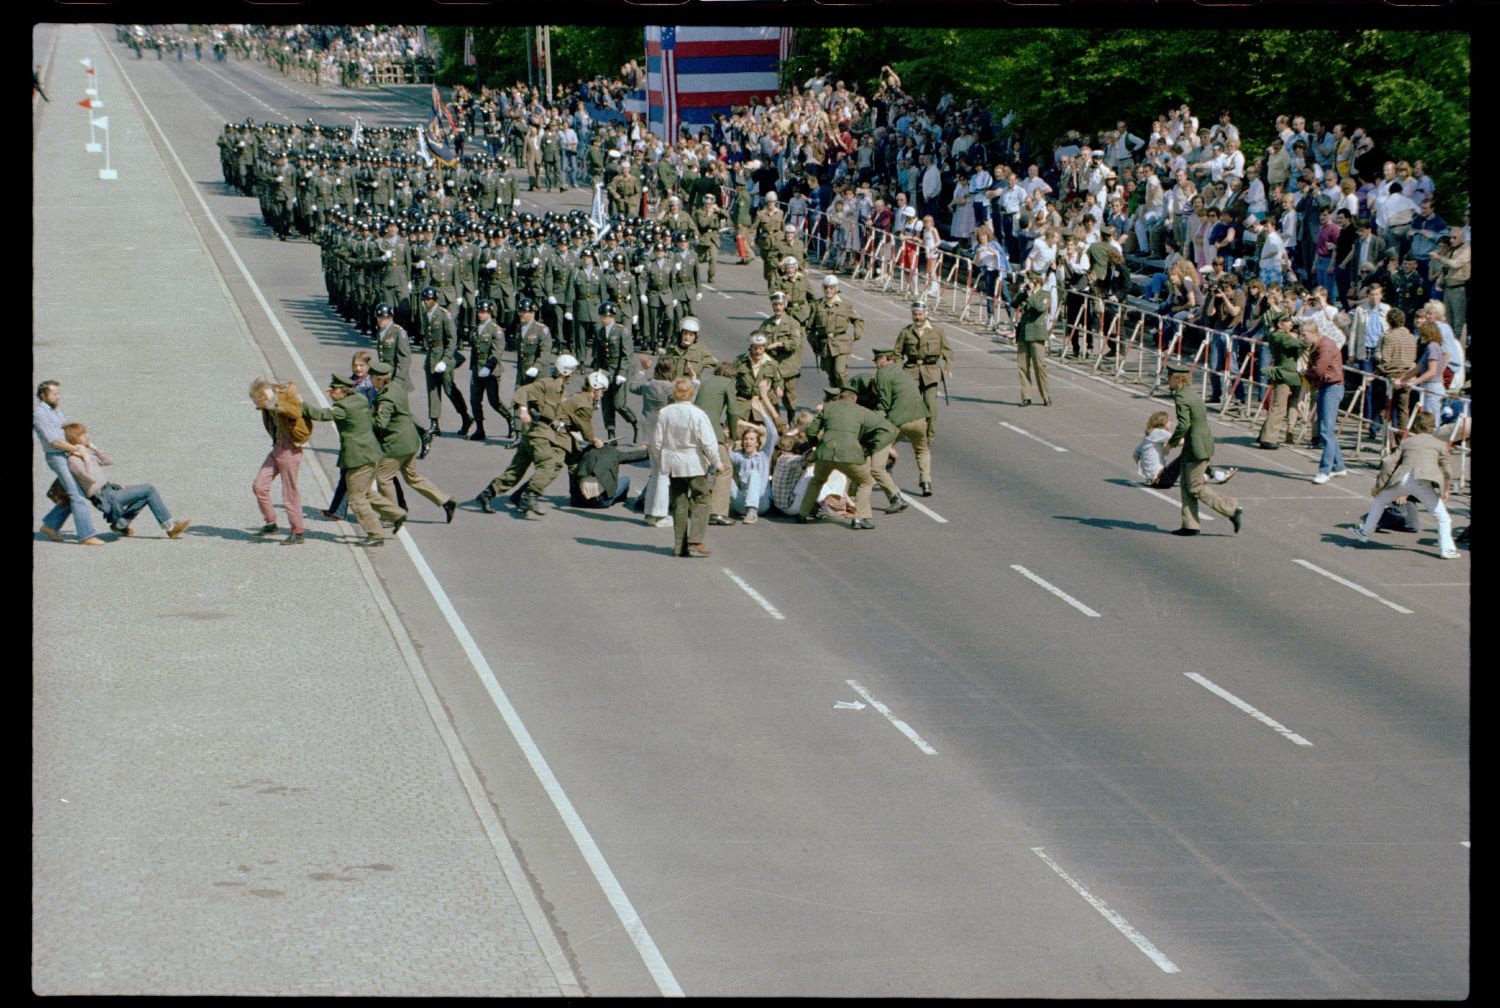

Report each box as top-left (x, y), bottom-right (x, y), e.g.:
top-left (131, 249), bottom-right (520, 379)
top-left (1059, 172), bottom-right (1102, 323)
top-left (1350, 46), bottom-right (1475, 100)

top-left (1012, 269), bottom-right (1053, 407)
top-left (418, 286), bottom-right (473, 453)
top-left (473, 353), bottom-right (581, 517)
top-left (659, 317), bottom-right (719, 381)
top-left (865, 347), bottom-right (933, 502)
top-left (756, 291), bottom-right (806, 421)
top-left (809, 273), bottom-right (865, 389)
top-left (514, 296), bottom-right (553, 387)
top-left (893, 300), bottom-right (953, 441)
top-left (691, 192), bottom-right (729, 284)
top-left (591, 302), bottom-right (639, 443)
top-left (469, 298), bottom-right (516, 442)
top-left (795, 386), bottom-right (898, 530)
top-left (369, 362), bottom-right (459, 524)
top-left (753, 190), bottom-right (785, 281)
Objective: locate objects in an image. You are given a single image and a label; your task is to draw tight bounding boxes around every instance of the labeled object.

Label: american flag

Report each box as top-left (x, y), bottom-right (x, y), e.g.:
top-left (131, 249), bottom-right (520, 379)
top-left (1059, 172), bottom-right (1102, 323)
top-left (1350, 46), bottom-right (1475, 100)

top-left (646, 27), bottom-right (790, 142)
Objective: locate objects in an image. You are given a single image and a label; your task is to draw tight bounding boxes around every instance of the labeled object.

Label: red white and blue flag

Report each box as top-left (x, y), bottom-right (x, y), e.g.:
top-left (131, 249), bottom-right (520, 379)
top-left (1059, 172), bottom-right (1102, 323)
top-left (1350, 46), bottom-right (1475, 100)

top-left (645, 27), bottom-right (791, 141)
top-left (423, 84), bottom-right (457, 167)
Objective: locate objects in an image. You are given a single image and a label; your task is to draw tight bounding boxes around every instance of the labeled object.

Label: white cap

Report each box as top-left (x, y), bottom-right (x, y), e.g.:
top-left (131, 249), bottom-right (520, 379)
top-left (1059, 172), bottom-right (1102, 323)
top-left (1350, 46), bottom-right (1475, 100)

top-left (555, 353), bottom-right (580, 374)
top-left (680, 316), bottom-right (701, 333)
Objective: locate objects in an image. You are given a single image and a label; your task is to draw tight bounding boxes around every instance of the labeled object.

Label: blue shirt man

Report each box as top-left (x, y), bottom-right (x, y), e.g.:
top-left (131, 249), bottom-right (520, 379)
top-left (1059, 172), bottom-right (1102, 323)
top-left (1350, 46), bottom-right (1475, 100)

top-left (34, 379), bottom-right (100, 543)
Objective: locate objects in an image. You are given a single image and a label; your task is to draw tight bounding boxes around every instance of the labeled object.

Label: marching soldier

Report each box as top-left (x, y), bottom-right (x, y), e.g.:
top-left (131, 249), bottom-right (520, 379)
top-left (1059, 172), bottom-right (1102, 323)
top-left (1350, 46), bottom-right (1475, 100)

top-left (865, 348), bottom-right (933, 502)
top-left (756, 291), bottom-right (806, 420)
top-left (564, 247), bottom-right (607, 359)
top-left (691, 192), bottom-right (729, 284)
top-left (374, 219), bottom-right (410, 332)
top-left (478, 226), bottom-right (519, 339)
top-left (795, 386), bottom-right (898, 530)
top-left (670, 230), bottom-right (702, 330)
top-left (468, 298), bottom-right (516, 442)
top-left (514, 297), bottom-right (553, 387)
top-left (640, 243), bottom-right (679, 353)
top-left (808, 274), bottom-right (865, 389)
top-left (752, 189), bottom-right (785, 283)
top-left (418, 286), bottom-right (473, 453)
top-left (372, 302), bottom-right (413, 392)
top-left (452, 225), bottom-right (482, 339)
top-left (266, 151), bottom-right (297, 240)
top-left (604, 252), bottom-right (643, 332)
top-left (893, 301), bottom-right (954, 440)
top-left (590, 302), bottom-right (639, 443)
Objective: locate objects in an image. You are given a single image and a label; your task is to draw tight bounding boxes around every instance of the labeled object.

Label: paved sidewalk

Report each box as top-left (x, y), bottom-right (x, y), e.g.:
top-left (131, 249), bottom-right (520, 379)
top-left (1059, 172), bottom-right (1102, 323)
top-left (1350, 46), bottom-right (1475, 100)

top-left (32, 24), bottom-right (577, 997)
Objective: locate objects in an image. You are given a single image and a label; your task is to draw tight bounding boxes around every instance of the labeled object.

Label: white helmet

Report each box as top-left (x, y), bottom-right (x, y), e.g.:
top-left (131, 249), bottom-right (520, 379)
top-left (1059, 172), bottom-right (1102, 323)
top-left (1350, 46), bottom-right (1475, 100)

top-left (679, 316), bottom-right (701, 334)
top-left (586, 370), bottom-right (610, 390)
top-left (554, 353), bottom-right (580, 375)
top-left (822, 274), bottom-right (840, 287)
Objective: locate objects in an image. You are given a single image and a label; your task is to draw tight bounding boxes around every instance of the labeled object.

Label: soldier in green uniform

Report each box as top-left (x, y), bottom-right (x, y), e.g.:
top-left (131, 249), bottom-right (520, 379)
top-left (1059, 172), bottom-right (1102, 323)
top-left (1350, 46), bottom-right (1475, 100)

top-left (418, 286), bottom-right (473, 450)
top-left (893, 301), bottom-right (954, 441)
top-left (372, 303), bottom-right (413, 392)
top-left (514, 297), bottom-right (553, 387)
top-left (756, 291), bottom-right (806, 421)
top-left (563, 247), bottom-right (607, 359)
top-left (1011, 269), bottom-right (1053, 407)
top-left (590, 302), bottom-right (639, 443)
top-left (608, 156), bottom-right (643, 219)
top-left (753, 190), bottom-right (785, 283)
top-left (302, 372), bottom-right (406, 546)
top-left (695, 360), bottom-right (742, 526)
top-left (473, 353), bottom-right (582, 517)
top-left (864, 348), bottom-right (933, 503)
top-left (468, 299), bottom-right (516, 442)
top-left (795, 386), bottom-right (898, 530)
top-left (640, 243), bottom-right (678, 353)
top-left (730, 180), bottom-right (755, 263)
top-left (1165, 360), bottom-right (1244, 536)
top-left (659, 317), bottom-right (719, 381)
top-left (808, 274), bottom-right (865, 390)
top-left (670, 231), bottom-right (702, 329)
top-left (369, 362), bottom-right (459, 524)
top-left (691, 192), bottom-right (729, 284)
top-left (603, 253), bottom-right (642, 332)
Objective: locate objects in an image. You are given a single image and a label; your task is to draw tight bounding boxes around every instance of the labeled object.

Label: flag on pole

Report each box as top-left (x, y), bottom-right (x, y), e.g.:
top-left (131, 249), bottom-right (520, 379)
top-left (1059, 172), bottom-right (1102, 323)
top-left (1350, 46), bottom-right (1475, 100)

top-left (463, 30), bottom-right (476, 68)
top-left (77, 98), bottom-right (100, 109)
top-left (416, 124), bottom-right (434, 167)
top-left (645, 27), bottom-right (786, 142)
top-left (94, 116), bottom-right (108, 130)
top-left (424, 85), bottom-right (457, 166)
top-left (79, 57), bottom-right (91, 67)
top-left (351, 115), bottom-right (363, 148)
top-left (86, 66), bottom-right (96, 76)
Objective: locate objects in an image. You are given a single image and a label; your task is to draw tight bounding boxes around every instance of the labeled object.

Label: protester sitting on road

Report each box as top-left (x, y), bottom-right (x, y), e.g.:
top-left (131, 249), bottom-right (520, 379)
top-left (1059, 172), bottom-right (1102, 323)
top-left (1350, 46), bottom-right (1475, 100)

top-left (1348, 411), bottom-right (1458, 559)
top-left (63, 423), bottom-right (192, 540)
top-left (1133, 410), bottom-right (1236, 488)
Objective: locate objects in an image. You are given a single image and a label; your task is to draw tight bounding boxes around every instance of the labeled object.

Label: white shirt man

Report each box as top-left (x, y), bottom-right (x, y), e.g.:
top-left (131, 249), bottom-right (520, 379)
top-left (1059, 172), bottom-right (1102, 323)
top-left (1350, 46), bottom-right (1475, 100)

top-left (920, 157), bottom-right (942, 204)
top-left (1018, 164), bottom-right (1052, 200)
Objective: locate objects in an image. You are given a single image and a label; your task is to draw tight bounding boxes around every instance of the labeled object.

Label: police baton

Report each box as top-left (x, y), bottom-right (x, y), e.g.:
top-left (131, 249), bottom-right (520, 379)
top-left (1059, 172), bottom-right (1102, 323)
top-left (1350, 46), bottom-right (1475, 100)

top-left (941, 371), bottom-right (951, 407)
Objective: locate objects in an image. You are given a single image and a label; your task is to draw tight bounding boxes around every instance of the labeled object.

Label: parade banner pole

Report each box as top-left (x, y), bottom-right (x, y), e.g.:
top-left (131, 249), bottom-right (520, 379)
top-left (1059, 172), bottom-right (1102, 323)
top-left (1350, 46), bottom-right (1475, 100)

top-left (81, 58), bottom-right (102, 152)
top-left (96, 117), bottom-right (117, 180)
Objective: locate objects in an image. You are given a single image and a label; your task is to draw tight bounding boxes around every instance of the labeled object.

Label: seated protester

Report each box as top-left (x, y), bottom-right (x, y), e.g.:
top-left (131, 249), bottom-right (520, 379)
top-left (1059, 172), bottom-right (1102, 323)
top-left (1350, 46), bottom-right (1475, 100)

top-left (728, 400), bottom-right (782, 523)
top-left (569, 440), bottom-right (649, 508)
top-left (767, 407), bottom-right (848, 517)
top-left (1347, 411), bottom-right (1458, 559)
top-left (62, 422), bottom-right (192, 539)
top-left (1133, 410), bottom-right (1236, 488)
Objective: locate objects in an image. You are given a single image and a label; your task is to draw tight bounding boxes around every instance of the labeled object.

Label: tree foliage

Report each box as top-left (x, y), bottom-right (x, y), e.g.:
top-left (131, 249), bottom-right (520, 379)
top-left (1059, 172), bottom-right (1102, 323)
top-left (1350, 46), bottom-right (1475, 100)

top-left (788, 28), bottom-right (1468, 214)
top-left (429, 26), bottom-right (641, 95)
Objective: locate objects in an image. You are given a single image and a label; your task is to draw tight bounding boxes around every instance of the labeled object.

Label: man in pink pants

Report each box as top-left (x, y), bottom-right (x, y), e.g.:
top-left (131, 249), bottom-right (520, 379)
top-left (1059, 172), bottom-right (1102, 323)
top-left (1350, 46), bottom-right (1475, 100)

top-left (250, 378), bottom-right (312, 545)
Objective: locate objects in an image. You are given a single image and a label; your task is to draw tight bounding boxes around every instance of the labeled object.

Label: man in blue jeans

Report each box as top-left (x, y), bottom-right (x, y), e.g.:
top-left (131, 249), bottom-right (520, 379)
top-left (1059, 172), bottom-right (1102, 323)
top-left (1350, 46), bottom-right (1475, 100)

top-left (34, 380), bottom-right (104, 546)
top-left (62, 422), bottom-right (192, 539)
top-left (1304, 321), bottom-right (1349, 484)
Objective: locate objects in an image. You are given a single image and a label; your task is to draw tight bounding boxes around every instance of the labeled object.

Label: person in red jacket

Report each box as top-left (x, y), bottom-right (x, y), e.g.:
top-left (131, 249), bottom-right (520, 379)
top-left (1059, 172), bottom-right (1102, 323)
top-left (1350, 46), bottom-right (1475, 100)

top-left (1305, 321), bottom-right (1350, 484)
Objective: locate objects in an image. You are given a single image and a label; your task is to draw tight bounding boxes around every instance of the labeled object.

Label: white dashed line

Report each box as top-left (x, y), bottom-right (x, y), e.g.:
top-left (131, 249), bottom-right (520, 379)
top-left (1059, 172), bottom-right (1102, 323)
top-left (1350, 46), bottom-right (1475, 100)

top-left (999, 421), bottom-right (1069, 453)
top-left (1139, 485), bottom-right (1214, 520)
top-left (1183, 673), bottom-right (1314, 747)
top-left (845, 679), bottom-right (938, 755)
top-left (1009, 565), bottom-right (1100, 618)
top-left (722, 569), bottom-right (785, 620)
top-left (1291, 558), bottom-right (1414, 615)
top-left (1031, 847), bottom-right (1181, 974)
top-left (898, 495), bottom-right (948, 524)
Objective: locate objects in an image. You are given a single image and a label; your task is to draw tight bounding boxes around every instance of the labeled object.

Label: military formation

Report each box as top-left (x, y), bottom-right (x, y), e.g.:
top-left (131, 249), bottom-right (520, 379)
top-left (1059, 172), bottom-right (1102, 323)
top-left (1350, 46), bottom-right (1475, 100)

top-left (217, 115), bottom-right (954, 528)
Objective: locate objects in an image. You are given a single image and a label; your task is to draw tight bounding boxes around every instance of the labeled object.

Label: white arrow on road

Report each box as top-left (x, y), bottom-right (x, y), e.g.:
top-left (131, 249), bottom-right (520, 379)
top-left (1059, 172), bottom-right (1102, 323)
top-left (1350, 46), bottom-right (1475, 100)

top-left (833, 700), bottom-right (866, 710)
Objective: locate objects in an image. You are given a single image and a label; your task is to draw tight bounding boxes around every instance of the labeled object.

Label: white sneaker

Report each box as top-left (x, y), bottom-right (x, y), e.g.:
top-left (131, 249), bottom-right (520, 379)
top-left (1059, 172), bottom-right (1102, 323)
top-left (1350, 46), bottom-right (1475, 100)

top-left (1312, 472), bottom-right (1331, 485)
top-left (1348, 524), bottom-right (1369, 543)
top-left (1329, 469), bottom-right (1348, 479)
top-left (1440, 549), bottom-right (1460, 560)
top-left (743, 508), bottom-right (758, 524)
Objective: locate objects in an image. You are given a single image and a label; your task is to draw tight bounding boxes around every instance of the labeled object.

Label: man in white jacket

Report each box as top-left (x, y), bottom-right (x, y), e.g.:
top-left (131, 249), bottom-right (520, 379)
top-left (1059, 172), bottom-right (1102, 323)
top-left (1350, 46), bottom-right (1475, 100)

top-left (650, 377), bottom-right (726, 557)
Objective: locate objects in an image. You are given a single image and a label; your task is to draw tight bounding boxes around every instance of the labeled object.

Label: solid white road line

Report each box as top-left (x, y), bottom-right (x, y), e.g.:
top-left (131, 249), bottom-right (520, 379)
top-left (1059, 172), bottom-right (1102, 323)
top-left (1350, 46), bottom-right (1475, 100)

top-left (722, 569), bottom-right (786, 620)
top-left (845, 679), bottom-right (938, 755)
top-left (1291, 558), bottom-right (1415, 615)
top-left (1030, 847), bottom-right (1181, 974)
top-left (112, 40), bottom-right (685, 996)
top-left (898, 495), bottom-right (949, 524)
top-left (1183, 673), bottom-right (1314, 747)
top-left (1009, 565), bottom-right (1101, 618)
top-left (1138, 485), bottom-right (1215, 521)
top-left (999, 421), bottom-right (1069, 453)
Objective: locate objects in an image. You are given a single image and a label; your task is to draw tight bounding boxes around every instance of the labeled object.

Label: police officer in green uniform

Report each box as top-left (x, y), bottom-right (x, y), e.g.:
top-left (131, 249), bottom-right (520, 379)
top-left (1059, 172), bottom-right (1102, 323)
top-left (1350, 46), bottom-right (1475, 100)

top-left (1165, 359), bottom-right (1244, 536)
top-left (591, 302), bottom-right (639, 443)
top-left (469, 298), bottom-right (516, 442)
top-left (753, 190), bottom-right (785, 283)
top-left (369, 362), bottom-right (459, 524)
top-left (864, 347), bottom-right (933, 502)
top-left (302, 372), bottom-right (406, 546)
top-left (756, 291), bottom-right (806, 421)
top-left (893, 301), bottom-right (953, 440)
top-left (796, 386), bottom-right (898, 530)
top-left (691, 192), bottom-right (729, 284)
top-left (514, 297), bottom-right (553, 387)
top-left (809, 273), bottom-right (865, 390)
top-left (1012, 269), bottom-right (1053, 407)
top-left (473, 354), bottom-right (582, 517)
top-left (659, 317), bottom-right (719, 381)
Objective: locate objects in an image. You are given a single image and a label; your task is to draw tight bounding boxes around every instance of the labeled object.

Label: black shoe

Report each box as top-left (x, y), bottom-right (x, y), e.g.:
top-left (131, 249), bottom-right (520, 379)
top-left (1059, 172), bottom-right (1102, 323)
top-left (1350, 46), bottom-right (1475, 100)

top-left (885, 497), bottom-right (909, 514)
top-left (475, 491), bottom-right (494, 514)
top-left (458, 416), bottom-right (473, 438)
top-left (919, 482), bottom-right (933, 497)
top-left (519, 496), bottom-right (546, 517)
top-left (851, 518), bottom-right (875, 530)
top-left (469, 426), bottom-right (487, 442)
top-left (443, 499), bottom-right (457, 523)
top-left (708, 514), bottom-right (736, 526)
top-left (391, 513), bottom-right (407, 536)
top-left (418, 429), bottom-right (434, 459)
top-left (1255, 441), bottom-right (1280, 451)
top-left (1231, 508), bottom-right (1244, 535)
top-left (1020, 399), bottom-right (1032, 407)
top-left (1042, 397), bottom-right (1052, 406)
top-left (628, 423), bottom-right (638, 444)
top-left (254, 522), bottom-right (278, 536)
top-left (797, 514), bottom-right (816, 524)
top-left (279, 533), bottom-right (304, 546)
top-left (631, 496), bottom-right (645, 513)
top-left (1172, 528), bottom-right (1200, 536)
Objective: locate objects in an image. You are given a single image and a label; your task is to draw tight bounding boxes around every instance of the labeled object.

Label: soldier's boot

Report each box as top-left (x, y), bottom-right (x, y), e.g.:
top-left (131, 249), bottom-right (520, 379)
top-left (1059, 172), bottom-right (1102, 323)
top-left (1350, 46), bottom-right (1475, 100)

top-left (458, 414), bottom-right (473, 438)
top-left (469, 421), bottom-right (487, 442)
top-left (885, 493), bottom-right (909, 515)
top-left (419, 425), bottom-right (435, 459)
top-left (508, 486), bottom-right (526, 508)
top-left (474, 486), bottom-right (496, 513)
top-left (606, 427), bottom-right (617, 442)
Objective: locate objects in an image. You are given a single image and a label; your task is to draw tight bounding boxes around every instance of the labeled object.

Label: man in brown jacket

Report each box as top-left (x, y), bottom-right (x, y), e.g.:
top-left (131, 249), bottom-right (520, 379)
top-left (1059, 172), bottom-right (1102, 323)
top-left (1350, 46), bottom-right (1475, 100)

top-left (1348, 411), bottom-right (1458, 558)
top-left (251, 377), bottom-right (313, 544)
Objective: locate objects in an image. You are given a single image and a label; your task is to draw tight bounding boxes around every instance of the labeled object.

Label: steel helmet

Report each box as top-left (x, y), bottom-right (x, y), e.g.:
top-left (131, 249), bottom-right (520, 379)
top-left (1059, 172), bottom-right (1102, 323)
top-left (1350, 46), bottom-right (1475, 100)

top-left (679, 316), bottom-right (701, 333)
top-left (374, 302), bottom-right (394, 317)
top-left (586, 370), bottom-right (610, 390)
top-left (419, 286), bottom-right (439, 300)
top-left (476, 298), bottom-right (494, 313)
top-left (555, 353), bottom-right (580, 375)
top-left (517, 297), bottom-right (536, 312)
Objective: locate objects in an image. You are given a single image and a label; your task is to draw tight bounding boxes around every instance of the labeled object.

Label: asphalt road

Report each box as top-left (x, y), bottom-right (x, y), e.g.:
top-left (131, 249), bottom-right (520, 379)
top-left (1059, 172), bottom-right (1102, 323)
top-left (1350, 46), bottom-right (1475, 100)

top-left (86, 30), bottom-right (1470, 997)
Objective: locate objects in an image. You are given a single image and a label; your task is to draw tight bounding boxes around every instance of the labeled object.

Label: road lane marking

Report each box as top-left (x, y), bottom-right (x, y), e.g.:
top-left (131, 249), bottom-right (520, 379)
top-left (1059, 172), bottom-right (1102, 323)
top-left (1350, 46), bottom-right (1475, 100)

top-left (999, 421), bottom-right (1069, 453)
top-left (845, 679), bottom-right (937, 755)
top-left (1183, 673), bottom-right (1314, 747)
top-left (898, 495), bottom-right (948, 524)
top-left (111, 42), bottom-right (684, 995)
top-left (1291, 558), bottom-right (1414, 615)
top-left (1031, 847), bottom-right (1181, 974)
top-left (1139, 485), bottom-right (1214, 521)
top-left (1009, 565), bottom-right (1100, 618)
top-left (722, 569), bottom-right (785, 620)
